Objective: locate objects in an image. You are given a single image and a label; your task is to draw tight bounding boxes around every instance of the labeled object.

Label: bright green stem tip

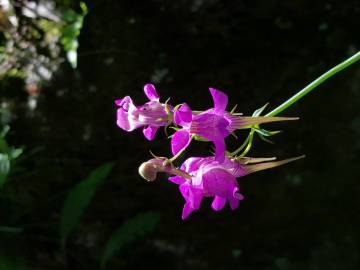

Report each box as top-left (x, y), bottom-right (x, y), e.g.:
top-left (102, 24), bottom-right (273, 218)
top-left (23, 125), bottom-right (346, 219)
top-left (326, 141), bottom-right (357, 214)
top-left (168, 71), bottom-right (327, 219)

top-left (266, 50), bottom-right (360, 117)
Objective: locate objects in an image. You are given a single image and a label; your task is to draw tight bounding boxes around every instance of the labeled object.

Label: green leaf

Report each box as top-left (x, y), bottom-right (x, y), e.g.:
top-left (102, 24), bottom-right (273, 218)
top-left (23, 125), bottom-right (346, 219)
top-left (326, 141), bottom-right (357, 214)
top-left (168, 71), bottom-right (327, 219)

top-left (9, 148), bottom-right (23, 159)
top-left (0, 125), bottom-right (23, 188)
top-left (0, 125), bottom-right (10, 138)
top-left (66, 50), bottom-right (78, 68)
top-left (0, 129), bottom-right (10, 153)
top-left (0, 153), bottom-right (10, 188)
top-left (60, 162), bottom-right (114, 246)
top-left (101, 212), bottom-right (160, 269)
top-left (80, 2), bottom-right (88, 14)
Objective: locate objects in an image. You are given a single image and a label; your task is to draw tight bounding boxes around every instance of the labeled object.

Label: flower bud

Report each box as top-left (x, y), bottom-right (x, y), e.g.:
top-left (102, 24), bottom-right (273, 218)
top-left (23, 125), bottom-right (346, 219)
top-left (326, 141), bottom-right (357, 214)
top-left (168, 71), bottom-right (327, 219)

top-left (138, 161), bottom-right (159, 182)
top-left (138, 158), bottom-right (191, 182)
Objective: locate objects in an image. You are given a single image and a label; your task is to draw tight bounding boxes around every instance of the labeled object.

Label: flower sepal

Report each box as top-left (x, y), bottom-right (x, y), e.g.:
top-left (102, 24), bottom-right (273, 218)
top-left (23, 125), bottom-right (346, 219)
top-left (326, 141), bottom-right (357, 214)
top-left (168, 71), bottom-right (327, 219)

top-left (233, 155), bottom-right (306, 175)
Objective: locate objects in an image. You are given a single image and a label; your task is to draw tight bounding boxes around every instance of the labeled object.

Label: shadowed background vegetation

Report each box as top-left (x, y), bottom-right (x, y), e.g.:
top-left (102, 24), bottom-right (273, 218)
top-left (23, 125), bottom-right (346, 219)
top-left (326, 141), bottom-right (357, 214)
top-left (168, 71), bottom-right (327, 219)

top-left (1, 0), bottom-right (360, 269)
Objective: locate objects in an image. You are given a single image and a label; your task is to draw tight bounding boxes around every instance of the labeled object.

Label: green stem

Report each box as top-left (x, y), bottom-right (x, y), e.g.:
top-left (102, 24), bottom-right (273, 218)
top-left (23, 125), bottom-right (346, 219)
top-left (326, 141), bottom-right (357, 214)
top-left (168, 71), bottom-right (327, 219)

top-left (230, 132), bottom-right (251, 156)
top-left (239, 129), bottom-right (255, 158)
top-left (266, 51), bottom-right (360, 117)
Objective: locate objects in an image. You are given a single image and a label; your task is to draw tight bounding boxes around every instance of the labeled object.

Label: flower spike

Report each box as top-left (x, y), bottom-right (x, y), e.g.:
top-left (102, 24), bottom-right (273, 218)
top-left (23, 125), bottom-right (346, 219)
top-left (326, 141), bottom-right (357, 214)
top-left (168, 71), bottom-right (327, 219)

top-left (117, 83), bottom-right (306, 220)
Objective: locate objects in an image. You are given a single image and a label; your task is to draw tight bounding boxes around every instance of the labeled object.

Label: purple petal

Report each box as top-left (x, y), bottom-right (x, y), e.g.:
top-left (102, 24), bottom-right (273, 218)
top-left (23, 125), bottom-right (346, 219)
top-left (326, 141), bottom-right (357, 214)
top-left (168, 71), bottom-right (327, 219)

top-left (213, 137), bottom-right (226, 163)
top-left (182, 202), bottom-right (194, 220)
top-left (192, 113), bottom-right (230, 139)
top-left (190, 188), bottom-right (203, 209)
top-left (203, 168), bottom-right (236, 197)
top-left (168, 176), bottom-right (186, 185)
top-left (228, 187), bottom-right (244, 210)
top-left (179, 183), bottom-right (190, 200)
top-left (228, 196), bottom-right (239, 210)
top-left (116, 99), bottom-right (142, 131)
top-left (144, 84), bottom-right (160, 101)
top-left (171, 129), bottom-right (191, 155)
top-left (143, 126), bottom-right (159, 140)
top-left (174, 103), bottom-right (192, 127)
top-left (211, 196), bottom-right (226, 211)
top-left (181, 157), bottom-right (206, 173)
top-left (217, 117), bottom-right (231, 137)
top-left (228, 159), bottom-right (247, 177)
top-left (233, 166), bottom-right (248, 177)
top-left (115, 96), bottom-right (132, 110)
top-left (116, 108), bottom-right (131, 131)
top-left (179, 184), bottom-right (203, 209)
top-left (209, 88), bottom-right (228, 113)
top-left (233, 188), bottom-right (244, 201)
top-left (181, 185), bottom-right (204, 219)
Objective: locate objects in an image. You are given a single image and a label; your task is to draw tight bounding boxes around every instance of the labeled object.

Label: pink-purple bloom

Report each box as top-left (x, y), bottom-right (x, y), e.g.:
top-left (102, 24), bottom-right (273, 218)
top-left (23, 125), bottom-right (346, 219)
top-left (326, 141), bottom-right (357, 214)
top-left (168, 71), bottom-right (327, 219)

top-left (117, 83), bottom-right (303, 220)
top-left (168, 155), bottom-right (304, 219)
top-left (168, 156), bottom-right (245, 219)
top-left (115, 84), bottom-right (171, 140)
top-left (171, 88), bottom-right (231, 162)
top-left (171, 88), bottom-right (296, 162)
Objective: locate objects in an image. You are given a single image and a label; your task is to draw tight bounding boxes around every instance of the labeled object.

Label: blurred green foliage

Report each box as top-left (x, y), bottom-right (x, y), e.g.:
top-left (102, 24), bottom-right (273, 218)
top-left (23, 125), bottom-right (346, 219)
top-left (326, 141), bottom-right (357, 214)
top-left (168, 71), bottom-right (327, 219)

top-left (0, 125), bottom-right (23, 188)
top-left (0, 1), bottom-right (87, 86)
top-left (60, 2), bottom-right (88, 68)
top-left (0, 255), bottom-right (31, 270)
top-left (101, 212), bottom-right (160, 269)
top-left (60, 162), bottom-right (113, 246)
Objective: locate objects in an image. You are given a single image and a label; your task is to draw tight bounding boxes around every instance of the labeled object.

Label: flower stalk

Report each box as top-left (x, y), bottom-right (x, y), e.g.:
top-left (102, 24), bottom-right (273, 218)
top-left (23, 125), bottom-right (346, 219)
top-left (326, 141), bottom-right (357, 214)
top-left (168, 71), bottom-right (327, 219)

top-left (228, 51), bottom-right (360, 158)
top-left (266, 50), bottom-right (360, 117)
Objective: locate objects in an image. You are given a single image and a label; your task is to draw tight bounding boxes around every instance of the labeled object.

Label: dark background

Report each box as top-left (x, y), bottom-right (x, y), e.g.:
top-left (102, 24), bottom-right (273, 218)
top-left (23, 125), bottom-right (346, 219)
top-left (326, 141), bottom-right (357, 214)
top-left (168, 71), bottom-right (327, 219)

top-left (1, 0), bottom-right (360, 269)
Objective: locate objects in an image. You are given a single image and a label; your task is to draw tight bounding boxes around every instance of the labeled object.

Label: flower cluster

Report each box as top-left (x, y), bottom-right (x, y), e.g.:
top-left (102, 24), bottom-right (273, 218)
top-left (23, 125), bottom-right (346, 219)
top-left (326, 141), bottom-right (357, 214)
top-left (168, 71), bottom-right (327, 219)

top-left (116, 84), bottom-right (303, 219)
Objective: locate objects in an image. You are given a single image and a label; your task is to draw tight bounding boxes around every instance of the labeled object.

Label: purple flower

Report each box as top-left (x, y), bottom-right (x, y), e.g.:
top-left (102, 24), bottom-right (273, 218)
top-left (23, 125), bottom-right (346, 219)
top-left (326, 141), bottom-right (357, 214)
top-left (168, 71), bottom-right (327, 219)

top-left (171, 88), bottom-right (229, 162)
top-left (168, 156), bottom-right (244, 219)
top-left (168, 155), bottom-right (304, 219)
top-left (115, 84), bottom-right (171, 140)
top-left (171, 88), bottom-right (296, 162)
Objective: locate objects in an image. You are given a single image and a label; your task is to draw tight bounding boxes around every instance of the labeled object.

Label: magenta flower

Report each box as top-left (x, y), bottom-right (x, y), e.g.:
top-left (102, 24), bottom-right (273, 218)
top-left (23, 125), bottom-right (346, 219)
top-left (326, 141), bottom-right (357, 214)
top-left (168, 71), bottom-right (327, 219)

top-left (171, 88), bottom-right (229, 162)
top-left (115, 84), bottom-right (171, 140)
top-left (171, 88), bottom-right (295, 162)
top-left (168, 155), bottom-right (304, 219)
top-left (169, 156), bottom-right (244, 219)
